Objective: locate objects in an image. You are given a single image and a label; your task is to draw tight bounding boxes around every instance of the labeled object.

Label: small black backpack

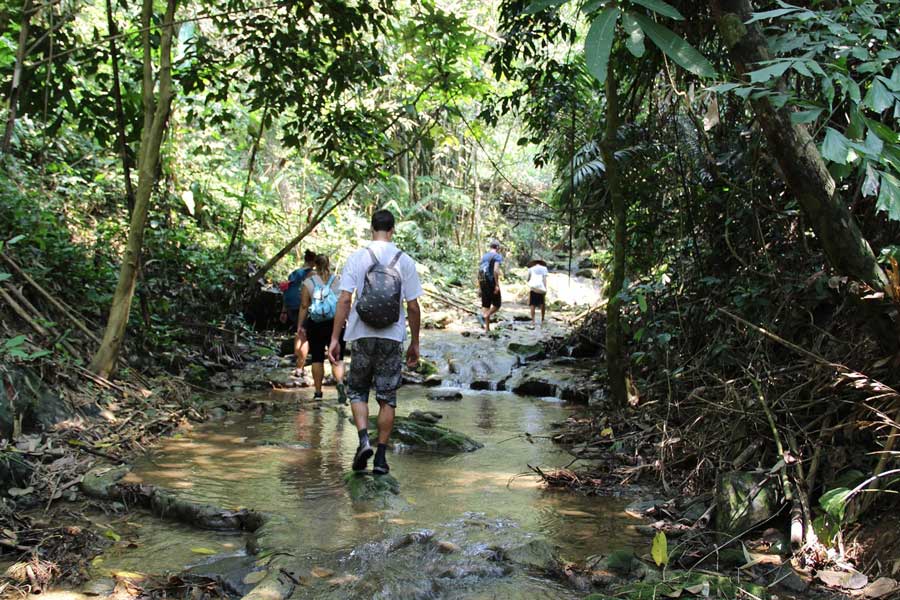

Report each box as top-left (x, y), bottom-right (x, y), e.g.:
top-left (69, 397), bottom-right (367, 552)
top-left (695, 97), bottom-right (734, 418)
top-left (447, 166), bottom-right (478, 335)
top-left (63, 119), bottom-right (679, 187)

top-left (355, 248), bottom-right (404, 328)
top-left (478, 255), bottom-right (498, 287)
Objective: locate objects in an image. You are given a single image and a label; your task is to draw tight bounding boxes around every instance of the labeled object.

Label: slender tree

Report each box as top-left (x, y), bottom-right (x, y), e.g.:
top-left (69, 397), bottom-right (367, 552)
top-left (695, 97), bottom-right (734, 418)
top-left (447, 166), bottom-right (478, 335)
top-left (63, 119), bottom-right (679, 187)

top-left (711, 0), bottom-right (889, 292)
top-left (90, 0), bottom-right (178, 377)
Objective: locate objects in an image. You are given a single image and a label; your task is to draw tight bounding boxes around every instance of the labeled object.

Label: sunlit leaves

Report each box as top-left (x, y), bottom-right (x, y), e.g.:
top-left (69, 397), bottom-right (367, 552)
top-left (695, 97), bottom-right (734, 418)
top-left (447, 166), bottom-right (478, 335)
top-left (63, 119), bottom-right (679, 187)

top-left (622, 12), bottom-right (646, 58)
top-left (877, 171), bottom-right (900, 221)
top-left (584, 7), bottom-right (620, 84)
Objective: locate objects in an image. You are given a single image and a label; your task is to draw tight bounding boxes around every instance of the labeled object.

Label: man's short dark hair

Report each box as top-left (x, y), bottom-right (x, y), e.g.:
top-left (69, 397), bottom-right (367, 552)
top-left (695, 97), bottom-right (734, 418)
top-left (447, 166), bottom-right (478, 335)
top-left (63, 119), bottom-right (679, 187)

top-left (303, 249), bottom-right (316, 263)
top-left (372, 209), bottom-right (395, 232)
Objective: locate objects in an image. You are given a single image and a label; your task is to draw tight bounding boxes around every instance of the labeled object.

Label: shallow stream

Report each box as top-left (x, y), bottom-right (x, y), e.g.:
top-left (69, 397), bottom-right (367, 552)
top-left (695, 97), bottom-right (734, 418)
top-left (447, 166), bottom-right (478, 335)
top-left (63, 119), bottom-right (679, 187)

top-left (92, 384), bottom-right (643, 598)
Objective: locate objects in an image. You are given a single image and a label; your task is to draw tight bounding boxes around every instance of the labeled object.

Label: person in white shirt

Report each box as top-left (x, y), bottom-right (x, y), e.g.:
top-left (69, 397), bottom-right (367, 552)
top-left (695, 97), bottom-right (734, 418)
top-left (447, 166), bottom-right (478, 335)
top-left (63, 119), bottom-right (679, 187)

top-left (527, 259), bottom-right (549, 326)
top-left (329, 209), bottom-right (423, 475)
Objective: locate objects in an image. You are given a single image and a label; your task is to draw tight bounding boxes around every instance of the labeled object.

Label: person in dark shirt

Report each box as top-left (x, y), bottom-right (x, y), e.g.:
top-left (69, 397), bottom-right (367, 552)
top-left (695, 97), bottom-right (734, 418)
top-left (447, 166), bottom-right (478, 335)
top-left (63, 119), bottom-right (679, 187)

top-left (477, 240), bottom-right (503, 333)
top-left (281, 249), bottom-right (316, 380)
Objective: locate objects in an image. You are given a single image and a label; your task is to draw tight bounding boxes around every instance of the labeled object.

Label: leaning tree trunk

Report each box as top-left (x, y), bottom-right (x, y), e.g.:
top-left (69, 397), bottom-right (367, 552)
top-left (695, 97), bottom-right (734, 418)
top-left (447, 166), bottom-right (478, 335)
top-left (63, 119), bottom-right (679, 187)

top-left (602, 69), bottom-right (628, 408)
top-left (711, 0), bottom-right (888, 292)
top-left (89, 0), bottom-right (178, 377)
top-left (2, 0), bottom-right (34, 153)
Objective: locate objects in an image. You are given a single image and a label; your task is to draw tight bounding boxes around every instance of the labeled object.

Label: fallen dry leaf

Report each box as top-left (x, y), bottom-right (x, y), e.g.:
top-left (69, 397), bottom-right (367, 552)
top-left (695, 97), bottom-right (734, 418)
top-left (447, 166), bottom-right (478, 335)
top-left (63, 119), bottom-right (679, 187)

top-left (311, 567), bottom-right (334, 578)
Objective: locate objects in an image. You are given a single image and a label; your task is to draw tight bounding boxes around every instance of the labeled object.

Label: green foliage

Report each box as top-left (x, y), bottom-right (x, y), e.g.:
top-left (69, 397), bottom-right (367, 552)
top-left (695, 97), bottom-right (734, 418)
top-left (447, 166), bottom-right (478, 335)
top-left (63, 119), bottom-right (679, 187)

top-left (650, 531), bottom-right (668, 567)
top-left (2, 335), bottom-right (51, 361)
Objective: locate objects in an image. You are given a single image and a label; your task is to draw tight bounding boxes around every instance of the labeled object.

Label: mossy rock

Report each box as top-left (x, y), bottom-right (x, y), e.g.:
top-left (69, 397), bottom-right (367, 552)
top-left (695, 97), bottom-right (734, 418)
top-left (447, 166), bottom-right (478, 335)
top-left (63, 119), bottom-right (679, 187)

top-left (361, 416), bottom-right (483, 454)
top-left (343, 472), bottom-right (400, 501)
top-left (715, 471), bottom-right (776, 534)
top-left (415, 358), bottom-right (439, 377)
top-left (507, 342), bottom-right (545, 362)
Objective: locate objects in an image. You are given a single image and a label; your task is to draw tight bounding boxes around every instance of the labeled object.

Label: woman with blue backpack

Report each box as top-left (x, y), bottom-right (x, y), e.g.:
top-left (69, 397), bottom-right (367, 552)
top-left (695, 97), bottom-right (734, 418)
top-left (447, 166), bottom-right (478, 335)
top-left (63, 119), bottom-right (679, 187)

top-left (297, 254), bottom-right (347, 402)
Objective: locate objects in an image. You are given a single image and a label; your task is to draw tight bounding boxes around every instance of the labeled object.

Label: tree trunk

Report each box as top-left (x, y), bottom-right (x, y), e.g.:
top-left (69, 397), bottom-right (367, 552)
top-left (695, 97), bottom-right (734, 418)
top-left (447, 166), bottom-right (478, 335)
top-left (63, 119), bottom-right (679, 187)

top-left (105, 0), bottom-right (135, 212)
top-left (89, 0), bottom-right (178, 378)
top-left (602, 70), bottom-right (628, 408)
top-left (2, 0), bottom-right (34, 153)
top-left (711, 0), bottom-right (888, 292)
top-left (227, 101), bottom-right (269, 258)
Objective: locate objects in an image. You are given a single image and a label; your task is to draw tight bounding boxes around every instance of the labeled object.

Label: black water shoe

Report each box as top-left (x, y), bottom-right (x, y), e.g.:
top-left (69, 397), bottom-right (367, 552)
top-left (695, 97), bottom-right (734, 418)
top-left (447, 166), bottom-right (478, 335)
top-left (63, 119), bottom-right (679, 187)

top-left (352, 442), bottom-right (373, 472)
top-left (373, 444), bottom-right (389, 475)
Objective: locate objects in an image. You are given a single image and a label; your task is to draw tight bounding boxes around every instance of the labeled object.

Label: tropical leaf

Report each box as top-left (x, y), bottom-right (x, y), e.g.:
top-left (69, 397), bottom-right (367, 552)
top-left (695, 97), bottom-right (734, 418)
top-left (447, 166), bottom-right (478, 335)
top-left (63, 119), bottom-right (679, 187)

top-left (747, 60), bottom-right (793, 83)
top-left (745, 7), bottom-right (803, 23)
top-left (633, 14), bottom-right (715, 78)
top-left (622, 12), bottom-right (646, 58)
top-left (630, 0), bottom-right (683, 20)
top-left (584, 7), bottom-right (620, 84)
top-left (877, 171), bottom-right (900, 221)
top-left (819, 487), bottom-right (853, 522)
top-left (821, 128), bottom-right (853, 165)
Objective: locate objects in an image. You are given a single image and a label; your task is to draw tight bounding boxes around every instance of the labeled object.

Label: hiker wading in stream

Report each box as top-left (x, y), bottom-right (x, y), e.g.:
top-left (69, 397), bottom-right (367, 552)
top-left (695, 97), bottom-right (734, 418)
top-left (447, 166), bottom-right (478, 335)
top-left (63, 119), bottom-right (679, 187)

top-left (477, 240), bottom-right (503, 333)
top-left (297, 254), bottom-right (347, 402)
top-left (329, 209), bottom-right (423, 475)
top-left (282, 249), bottom-right (317, 381)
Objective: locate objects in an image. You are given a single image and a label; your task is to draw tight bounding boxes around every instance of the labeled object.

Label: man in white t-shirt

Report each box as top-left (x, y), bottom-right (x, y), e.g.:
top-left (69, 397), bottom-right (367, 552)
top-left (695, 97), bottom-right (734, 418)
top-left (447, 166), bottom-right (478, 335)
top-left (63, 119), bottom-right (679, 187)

top-left (527, 258), bottom-right (549, 326)
top-left (329, 209), bottom-right (423, 475)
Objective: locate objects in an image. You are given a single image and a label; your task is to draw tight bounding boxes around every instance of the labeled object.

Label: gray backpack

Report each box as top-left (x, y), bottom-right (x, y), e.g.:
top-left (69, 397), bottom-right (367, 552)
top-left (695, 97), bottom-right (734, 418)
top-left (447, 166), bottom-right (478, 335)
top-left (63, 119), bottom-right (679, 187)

top-left (355, 248), bottom-right (404, 328)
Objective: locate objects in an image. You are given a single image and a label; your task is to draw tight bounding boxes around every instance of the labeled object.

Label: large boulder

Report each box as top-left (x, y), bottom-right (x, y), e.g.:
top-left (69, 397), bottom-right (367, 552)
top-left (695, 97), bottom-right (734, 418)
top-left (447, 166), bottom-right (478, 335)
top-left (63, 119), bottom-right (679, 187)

top-left (0, 366), bottom-right (74, 439)
top-left (715, 471), bottom-right (777, 534)
top-left (507, 342), bottom-right (546, 363)
top-left (359, 415), bottom-right (483, 454)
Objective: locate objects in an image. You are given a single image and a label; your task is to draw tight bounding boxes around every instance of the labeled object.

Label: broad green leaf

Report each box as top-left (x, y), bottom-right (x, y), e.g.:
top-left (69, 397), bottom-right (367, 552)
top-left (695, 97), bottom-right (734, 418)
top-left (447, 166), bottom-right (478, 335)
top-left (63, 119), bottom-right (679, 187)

top-left (580, 0), bottom-right (604, 13)
top-left (630, 0), bottom-right (683, 21)
top-left (748, 60), bottom-right (792, 83)
top-left (864, 79), bottom-right (894, 113)
top-left (637, 294), bottom-right (648, 312)
top-left (790, 108), bottom-right (822, 125)
top-left (0, 273), bottom-right (10, 283)
top-left (524, 0), bottom-right (568, 14)
top-left (633, 14), bottom-right (715, 78)
top-left (622, 12), bottom-right (645, 58)
top-left (651, 531), bottom-right (668, 566)
top-left (6, 235), bottom-right (24, 245)
top-left (584, 7), bottom-right (620, 84)
top-left (746, 8), bottom-right (802, 23)
top-left (821, 128), bottom-right (852, 165)
top-left (877, 171), bottom-right (900, 221)
top-left (819, 487), bottom-right (852, 522)
top-left (708, 83), bottom-right (742, 94)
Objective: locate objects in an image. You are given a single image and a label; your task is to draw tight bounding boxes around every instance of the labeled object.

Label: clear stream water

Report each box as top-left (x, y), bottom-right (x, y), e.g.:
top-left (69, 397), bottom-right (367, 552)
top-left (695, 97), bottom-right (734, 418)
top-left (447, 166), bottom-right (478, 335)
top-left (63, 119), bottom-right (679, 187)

top-left (93, 385), bottom-right (644, 598)
top-left (93, 312), bottom-right (644, 598)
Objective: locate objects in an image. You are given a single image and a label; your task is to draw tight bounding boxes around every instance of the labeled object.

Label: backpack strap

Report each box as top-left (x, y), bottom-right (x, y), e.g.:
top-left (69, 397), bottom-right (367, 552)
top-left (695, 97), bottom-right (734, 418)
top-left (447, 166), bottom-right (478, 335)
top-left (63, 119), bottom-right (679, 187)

top-left (388, 251), bottom-right (403, 269)
top-left (326, 274), bottom-right (335, 287)
top-left (366, 247), bottom-right (379, 266)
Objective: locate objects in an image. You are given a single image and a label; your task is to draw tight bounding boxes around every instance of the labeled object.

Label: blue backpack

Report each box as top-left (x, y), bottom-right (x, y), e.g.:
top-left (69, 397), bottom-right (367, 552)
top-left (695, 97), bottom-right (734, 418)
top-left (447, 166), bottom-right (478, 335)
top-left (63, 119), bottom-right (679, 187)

top-left (309, 275), bottom-right (338, 322)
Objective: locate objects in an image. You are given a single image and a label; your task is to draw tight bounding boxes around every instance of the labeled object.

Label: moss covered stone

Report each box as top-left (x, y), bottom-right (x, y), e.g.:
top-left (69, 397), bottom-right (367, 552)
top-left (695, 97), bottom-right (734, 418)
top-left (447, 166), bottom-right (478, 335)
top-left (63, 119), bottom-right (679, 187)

top-left (344, 472), bottom-right (400, 501)
top-left (362, 415), bottom-right (483, 454)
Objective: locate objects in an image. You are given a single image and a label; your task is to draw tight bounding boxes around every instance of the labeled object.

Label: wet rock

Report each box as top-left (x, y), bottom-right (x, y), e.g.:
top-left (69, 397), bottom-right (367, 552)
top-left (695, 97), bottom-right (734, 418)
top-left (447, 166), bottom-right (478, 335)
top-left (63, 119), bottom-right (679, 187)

top-left (187, 554), bottom-right (258, 596)
top-left (576, 268), bottom-right (599, 279)
top-left (715, 471), bottom-right (776, 535)
top-left (510, 378), bottom-right (556, 397)
top-left (387, 529), bottom-right (434, 552)
top-left (427, 388), bottom-right (463, 401)
top-left (423, 312), bottom-right (452, 329)
top-left (603, 549), bottom-right (636, 576)
top-left (436, 564), bottom-right (510, 579)
top-left (344, 472), bottom-right (401, 501)
top-left (493, 538), bottom-right (559, 572)
top-left (363, 416), bottom-right (483, 454)
top-left (82, 578), bottom-right (116, 595)
top-left (507, 342), bottom-right (546, 362)
top-left (407, 410), bottom-right (443, 424)
top-left (770, 564), bottom-right (809, 593)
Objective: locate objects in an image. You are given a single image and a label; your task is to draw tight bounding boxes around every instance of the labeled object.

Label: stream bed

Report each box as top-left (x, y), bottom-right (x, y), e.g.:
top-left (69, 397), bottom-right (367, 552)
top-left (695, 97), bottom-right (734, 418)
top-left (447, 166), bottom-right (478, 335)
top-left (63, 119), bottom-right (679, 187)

top-left (93, 356), bottom-right (643, 597)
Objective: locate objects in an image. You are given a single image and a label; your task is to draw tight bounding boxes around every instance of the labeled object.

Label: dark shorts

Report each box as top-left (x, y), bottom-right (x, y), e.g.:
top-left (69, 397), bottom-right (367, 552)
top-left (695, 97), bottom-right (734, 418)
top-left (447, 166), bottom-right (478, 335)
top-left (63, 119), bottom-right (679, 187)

top-left (529, 291), bottom-right (546, 307)
top-left (286, 307), bottom-right (300, 330)
top-left (347, 337), bottom-right (403, 407)
top-left (480, 282), bottom-right (501, 309)
top-left (305, 319), bottom-right (344, 363)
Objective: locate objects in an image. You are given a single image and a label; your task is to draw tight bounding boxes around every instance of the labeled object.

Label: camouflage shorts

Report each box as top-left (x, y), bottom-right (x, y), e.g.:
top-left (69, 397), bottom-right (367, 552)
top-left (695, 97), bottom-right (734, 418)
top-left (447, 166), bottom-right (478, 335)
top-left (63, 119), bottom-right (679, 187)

top-left (347, 338), bottom-right (404, 407)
